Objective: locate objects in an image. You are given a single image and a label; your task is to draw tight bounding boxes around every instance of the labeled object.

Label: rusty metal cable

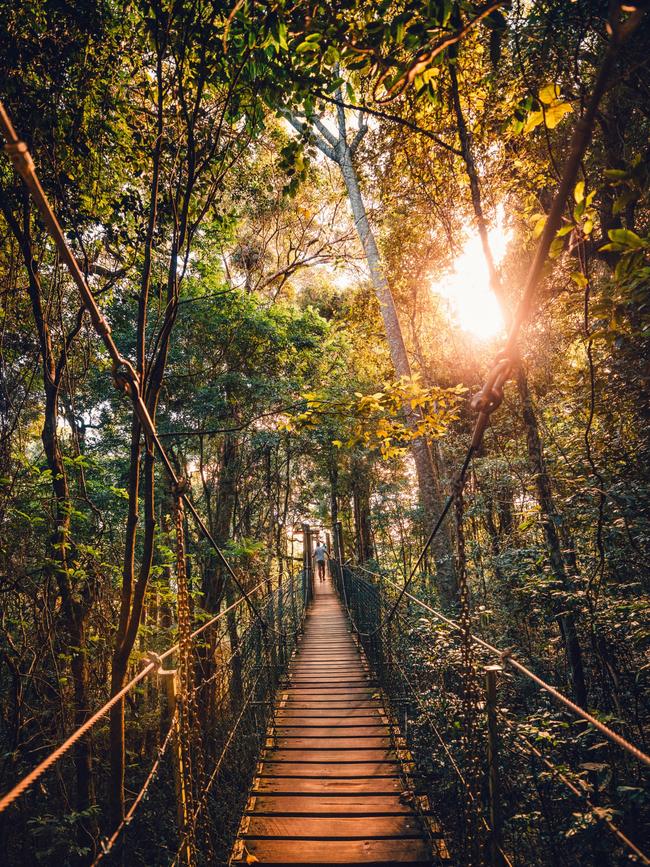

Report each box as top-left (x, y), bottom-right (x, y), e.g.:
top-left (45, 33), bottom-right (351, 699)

top-left (391, 654), bottom-right (515, 867)
top-left (497, 709), bottom-right (650, 865)
top-left (93, 576), bottom-right (305, 865)
top-left (470, 4), bottom-right (644, 450)
top-left (168, 661), bottom-right (269, 867)
top-left (340, 445), bottom-right (475, 639)
top-left (378, 574), bottom-right (650, 768)
top-left (173, 494), bottom-right (198, 866)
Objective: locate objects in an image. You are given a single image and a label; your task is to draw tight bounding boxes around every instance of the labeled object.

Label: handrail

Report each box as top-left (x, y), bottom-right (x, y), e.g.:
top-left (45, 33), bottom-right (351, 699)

top-left (0, 577), bottom-right (271, 813)
top-left (342, 565), bottom-right (650, 768)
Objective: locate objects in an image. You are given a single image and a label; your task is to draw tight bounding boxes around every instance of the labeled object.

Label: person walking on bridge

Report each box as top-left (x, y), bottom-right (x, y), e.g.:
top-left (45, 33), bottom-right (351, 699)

top-left (314, 540), bottom-right (328, 582)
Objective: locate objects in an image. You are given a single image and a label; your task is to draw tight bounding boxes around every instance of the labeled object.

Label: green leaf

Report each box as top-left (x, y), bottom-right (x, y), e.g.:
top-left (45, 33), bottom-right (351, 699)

top-left (571, 271), bottom-right (588, 289)
top-left (607, 228), bottom-right (644, 249)
top-left (574, 180), bottom-right (585, 204)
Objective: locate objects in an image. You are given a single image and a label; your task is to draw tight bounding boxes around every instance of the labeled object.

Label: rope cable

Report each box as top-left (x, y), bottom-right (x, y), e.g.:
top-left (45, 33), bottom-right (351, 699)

top-left (374, 573), bottom-right (650, 768)
top-left (497, 709), bottom-right (650, 865)
top-left (89, 576), bottom-right (307, 864)
top-left (0, 101), bottom-right (265, 631)
top-left (0, 577), bottom-right (271, 813)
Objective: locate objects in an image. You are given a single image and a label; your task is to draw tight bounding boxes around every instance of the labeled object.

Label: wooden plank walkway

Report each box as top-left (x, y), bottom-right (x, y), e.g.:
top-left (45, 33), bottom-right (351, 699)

top-left (230, 576), bottom-right (436, 865)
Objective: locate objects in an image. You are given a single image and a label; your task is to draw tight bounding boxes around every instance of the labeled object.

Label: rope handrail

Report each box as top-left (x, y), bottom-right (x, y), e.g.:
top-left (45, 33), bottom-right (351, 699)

top-left (497, 709), bottom-right (650, 865)
top-left (93, 576), bottom-right (307, 863)
top-left (0, 576), bottom-right (271, 813)
top-left (358, 570), bottom-right (650, 769)
top-left (340, 564), bottom-right (649, 862)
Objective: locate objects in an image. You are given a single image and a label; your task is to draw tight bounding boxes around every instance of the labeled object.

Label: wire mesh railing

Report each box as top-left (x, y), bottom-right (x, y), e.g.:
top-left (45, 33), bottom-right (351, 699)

top-left (0, 574), bottom-right (307, 866)
top-left (332, 562), bottom-right (649, 867)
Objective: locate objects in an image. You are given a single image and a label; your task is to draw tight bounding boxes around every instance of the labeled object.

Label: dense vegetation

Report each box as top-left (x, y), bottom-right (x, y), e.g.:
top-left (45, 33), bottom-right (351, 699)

top-left (0, 0), bottom-right (648, 864)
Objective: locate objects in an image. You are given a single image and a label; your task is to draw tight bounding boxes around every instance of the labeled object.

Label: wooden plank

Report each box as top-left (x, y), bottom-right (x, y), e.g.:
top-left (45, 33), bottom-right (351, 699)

top-left (264, 749), bottom-right (396, 763)
top-left (230, 578), bottom-right (435, 865)
top-left (247, 795), bottom-right (412, 815)
top-left (271, 737), bottom-right (392, 749)
top-left (275, 715), bottom-right (385, 725)
top-left (259, 762), bottom-right (402, 777)
top-left (279, 700), bottom-right (383, 709)
top-left (275, 713), bottom-right (385, 728)
top-left (236, 838), bottom-right (431, 864)
top-left (253, 777), bottom-right (403, 794)
top-left (283, 691), bottom-right (376, 700)
top-left (243, 815), bottom-right (421, 838)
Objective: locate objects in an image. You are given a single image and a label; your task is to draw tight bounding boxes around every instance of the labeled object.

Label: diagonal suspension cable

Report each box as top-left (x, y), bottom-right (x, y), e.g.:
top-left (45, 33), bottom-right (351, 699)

top-left (344, 2), bottom-right (644, 642)
top-left (0, 100), bottom-right (265, 631)
top-left (349, 568), bottom-right (650, 769)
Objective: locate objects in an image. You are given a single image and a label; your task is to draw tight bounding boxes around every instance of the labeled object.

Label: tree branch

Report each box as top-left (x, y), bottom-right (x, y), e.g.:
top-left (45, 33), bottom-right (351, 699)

top-left (285, 113), bottom-right (337, 161)
top-left (316, 92), bottom-right (462, 156)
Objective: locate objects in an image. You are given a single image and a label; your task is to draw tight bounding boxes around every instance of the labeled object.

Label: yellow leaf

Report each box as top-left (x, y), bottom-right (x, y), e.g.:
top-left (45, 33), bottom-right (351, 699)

top-left (532, 214), bottom-right (547, 239)
top-left (570, 271), bottom-right (588, 289)
top-left (539, 83), bottom-right (560, 105)
top-left (523, 110), bottom-right (543, 134)
top-left (574, 180), bottom-right (585, 204)
top-left (544, 101), bottom-right (572, 129)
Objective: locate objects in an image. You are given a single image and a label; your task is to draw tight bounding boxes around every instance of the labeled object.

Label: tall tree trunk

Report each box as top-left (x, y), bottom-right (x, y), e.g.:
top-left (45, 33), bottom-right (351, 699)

top-left (2, 199), bottom-right (96, 848)
top-left (294, 102), bottom-right (457, 604)
top-left (449, 64), bottom-right (587, 706)
top-left (351, 453), bottom-right (374, 563)
top-left (328, 449), bottom-right (339, 529)
top-left (203, 433), bottom-right (243, 705)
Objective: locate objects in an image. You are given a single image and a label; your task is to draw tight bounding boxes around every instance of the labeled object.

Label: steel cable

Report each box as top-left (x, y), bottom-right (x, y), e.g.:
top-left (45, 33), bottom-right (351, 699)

top-left (351, 570), bottom-right (650, 769)
top-left (0, 101), bottom-right (265, 631)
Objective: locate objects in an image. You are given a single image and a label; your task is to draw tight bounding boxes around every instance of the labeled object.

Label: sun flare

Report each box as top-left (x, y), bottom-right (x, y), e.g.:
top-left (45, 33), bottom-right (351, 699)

top-left (431, 214), bottom-right (510, 340)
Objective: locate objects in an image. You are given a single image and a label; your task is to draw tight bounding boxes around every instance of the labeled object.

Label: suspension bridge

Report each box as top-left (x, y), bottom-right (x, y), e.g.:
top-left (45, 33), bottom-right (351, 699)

top-left (1, 516), bottom-right (648, 865)
top-left (231, 574), bottom-right (442, 865)
top-left (1, 72), bottom-right (649, 866)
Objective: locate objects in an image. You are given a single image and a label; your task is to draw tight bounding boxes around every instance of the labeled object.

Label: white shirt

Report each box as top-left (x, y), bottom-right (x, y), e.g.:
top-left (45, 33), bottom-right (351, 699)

top-left (314, 544), bottom-right (327, 562)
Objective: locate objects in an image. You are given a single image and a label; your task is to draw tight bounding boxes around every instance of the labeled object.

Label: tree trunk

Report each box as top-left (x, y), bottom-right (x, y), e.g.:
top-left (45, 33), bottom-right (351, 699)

top-left (3, 200), bottom-right (96, 849)
top-left (351, 453), bottom-right (374, 563)
top-left (204, 433), bottom-right (243, 706)
top-left (334, 130), bottom-right (457, 603)
top-left (516, 367), bottom-right (588, 706)
top-left (449, 66), bottom-right (588, 705)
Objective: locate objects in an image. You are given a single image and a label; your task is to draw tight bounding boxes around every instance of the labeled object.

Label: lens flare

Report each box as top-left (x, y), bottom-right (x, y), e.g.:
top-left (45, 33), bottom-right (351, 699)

top-left (431, 213), bottom-right (509, 340)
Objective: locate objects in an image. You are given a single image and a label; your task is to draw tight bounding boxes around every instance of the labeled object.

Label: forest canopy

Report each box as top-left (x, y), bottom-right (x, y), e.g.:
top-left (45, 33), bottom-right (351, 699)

top-left (0, 0), bottom-right (648, 865)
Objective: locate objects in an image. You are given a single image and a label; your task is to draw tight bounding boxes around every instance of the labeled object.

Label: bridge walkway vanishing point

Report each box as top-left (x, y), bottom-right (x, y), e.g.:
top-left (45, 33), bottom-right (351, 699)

top-left (230, 575), bottom-right (447, 865)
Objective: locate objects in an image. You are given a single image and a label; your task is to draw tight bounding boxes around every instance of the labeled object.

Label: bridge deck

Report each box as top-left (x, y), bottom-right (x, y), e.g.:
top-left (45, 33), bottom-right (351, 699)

top-left (230, 576), bottom-right (436, 865)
